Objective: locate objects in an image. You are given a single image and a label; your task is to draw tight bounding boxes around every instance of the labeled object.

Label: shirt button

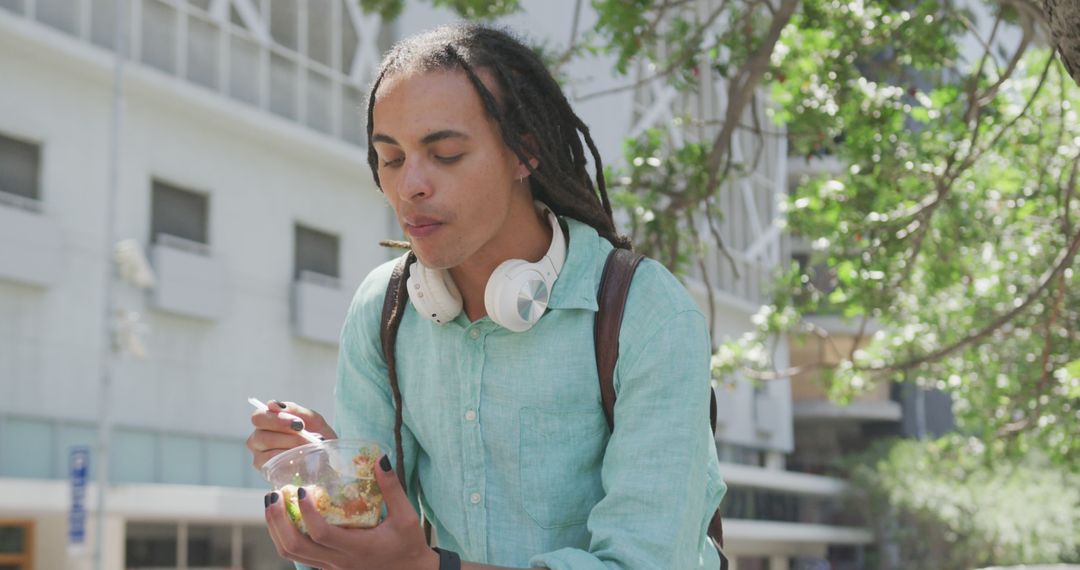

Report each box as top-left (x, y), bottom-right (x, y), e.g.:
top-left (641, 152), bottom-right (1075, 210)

top-left (469, 329), bottom-right (480, 339)
top-left (470, 493), bottom-right (482, 504)
top-left (465, 410), bottom-right (477, 422)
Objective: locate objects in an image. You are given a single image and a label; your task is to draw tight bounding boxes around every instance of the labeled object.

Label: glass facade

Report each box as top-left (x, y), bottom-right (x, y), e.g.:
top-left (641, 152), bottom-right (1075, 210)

top-left (0, 414), bottom-right (262, 488)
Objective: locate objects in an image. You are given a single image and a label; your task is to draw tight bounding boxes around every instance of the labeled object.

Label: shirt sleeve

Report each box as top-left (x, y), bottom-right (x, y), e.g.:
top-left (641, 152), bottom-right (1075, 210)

top-left (295, 265), bottom-right (424, 570)
top-left (333, 267), bottom-right (424, 512)
top-left (529, 307), bottom-right (726, 570)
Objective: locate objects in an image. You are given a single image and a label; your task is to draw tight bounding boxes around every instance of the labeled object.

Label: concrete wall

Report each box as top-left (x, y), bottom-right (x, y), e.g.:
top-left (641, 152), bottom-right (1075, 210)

top-left (0, 11), bottom-right (390, 442)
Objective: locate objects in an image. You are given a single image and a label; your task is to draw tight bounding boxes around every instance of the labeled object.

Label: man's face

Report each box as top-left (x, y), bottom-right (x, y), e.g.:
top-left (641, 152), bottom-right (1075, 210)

top-left (371, 68), bottom-right (528, 270)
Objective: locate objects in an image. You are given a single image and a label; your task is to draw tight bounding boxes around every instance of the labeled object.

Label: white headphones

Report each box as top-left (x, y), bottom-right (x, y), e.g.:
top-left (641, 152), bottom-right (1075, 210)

top-left (406, 202), bottom-right (567, 332)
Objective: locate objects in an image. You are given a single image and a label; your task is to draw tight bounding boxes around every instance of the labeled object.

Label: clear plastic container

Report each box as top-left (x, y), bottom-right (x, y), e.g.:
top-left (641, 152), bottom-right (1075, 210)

top-left (260, 439), bottom-right (389, 533)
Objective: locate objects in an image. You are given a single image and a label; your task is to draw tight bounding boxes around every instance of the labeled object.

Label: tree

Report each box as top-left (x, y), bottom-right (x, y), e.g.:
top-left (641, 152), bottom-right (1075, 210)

top-left (845, 435), bottom-right (1080, 569)
top-left (590, 0), bottom-right (1080, 467)
top-left (366, 0), bottom-right (1080, 466)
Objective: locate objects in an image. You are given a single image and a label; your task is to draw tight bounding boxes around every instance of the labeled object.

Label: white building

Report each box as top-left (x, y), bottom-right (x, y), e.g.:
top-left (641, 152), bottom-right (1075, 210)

top-left (0, 1), bottom-right (869, 569)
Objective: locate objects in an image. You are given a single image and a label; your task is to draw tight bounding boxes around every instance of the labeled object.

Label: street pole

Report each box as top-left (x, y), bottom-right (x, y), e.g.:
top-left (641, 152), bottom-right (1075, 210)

top-left (93, 1), bottom-right (128, 568)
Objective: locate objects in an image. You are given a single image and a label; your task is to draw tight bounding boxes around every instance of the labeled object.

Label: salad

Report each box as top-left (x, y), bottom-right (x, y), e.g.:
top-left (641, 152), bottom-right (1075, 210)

top-left (277, 444), bottom-right (384, 533)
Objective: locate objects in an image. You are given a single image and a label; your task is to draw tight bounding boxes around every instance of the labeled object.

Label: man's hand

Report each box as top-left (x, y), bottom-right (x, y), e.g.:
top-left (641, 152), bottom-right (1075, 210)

top-left (246, 399), bottom-right (337, 469)
top-left (263, 454), bottom-right (439, 570)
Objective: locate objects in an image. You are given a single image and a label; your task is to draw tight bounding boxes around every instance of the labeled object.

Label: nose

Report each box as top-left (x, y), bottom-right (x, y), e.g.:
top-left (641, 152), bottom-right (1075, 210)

top-left (398, 159), bottom-right (432, 202)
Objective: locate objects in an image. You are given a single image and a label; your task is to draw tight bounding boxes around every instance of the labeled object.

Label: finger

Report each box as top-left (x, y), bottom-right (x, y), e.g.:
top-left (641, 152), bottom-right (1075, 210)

top-left (247, 429), bottom-right (311, 453)
top-left (264, 490), bottom-right (338, 567)
top-left (250, 408), bottom-right (311, 434)
top-left (372, 454), bottom-right (419, 528)
top-left (296, 486), bottom-right (373, 553)
top-left (246, 429), bottom-right (311, 470)
top-left (268, 400), bottom-right (337, 439)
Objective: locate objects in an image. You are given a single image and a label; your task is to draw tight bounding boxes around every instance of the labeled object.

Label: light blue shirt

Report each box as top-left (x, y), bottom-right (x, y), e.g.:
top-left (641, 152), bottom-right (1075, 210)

top-left (332, 217), bottom-right (726, 569)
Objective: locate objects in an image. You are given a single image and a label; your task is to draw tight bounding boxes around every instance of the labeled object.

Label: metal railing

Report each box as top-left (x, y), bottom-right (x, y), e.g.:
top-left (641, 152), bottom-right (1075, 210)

top-left (2, 0), bottom-right (386, 147)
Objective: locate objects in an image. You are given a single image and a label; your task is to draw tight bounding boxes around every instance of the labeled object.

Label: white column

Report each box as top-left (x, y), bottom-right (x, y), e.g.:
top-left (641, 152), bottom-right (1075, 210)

top-left (258, 0), bottom-right (269, 108)
top-left (177, 521), bottom-right (188, 568)
top-left (230, 523), bottom-right (243, 568)
top-left (78, 0), bottom-right (91, 40)
top-left (769, 555), bottom-right (790, 570)
top-left (330, 0), bottom-right (342, 138)
top-left (177, 0), bottom-right (188, 79)
top-left (765, 451), bottom-right (786, 471)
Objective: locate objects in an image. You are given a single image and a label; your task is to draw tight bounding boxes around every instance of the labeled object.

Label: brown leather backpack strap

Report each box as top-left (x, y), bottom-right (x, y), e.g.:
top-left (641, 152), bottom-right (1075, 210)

top-left (710, 509), bottom-right (726, 548)
top-left (710, 389), bottom-right (718, 432)
top-left (594, 248), bottom-right (645, 431)
top-left (380, 252), bottom-right (415, 487)
top-left (712, 515), bottom-right (729, 570)
top-left (595, 248), bottom-right (728, 569)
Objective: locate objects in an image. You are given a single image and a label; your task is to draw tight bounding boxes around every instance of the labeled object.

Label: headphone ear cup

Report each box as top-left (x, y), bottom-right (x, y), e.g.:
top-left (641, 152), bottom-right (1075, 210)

top-left (407, 263), bottom-right (463, 325)
top-left (485, 260), bottom-right (548, 333)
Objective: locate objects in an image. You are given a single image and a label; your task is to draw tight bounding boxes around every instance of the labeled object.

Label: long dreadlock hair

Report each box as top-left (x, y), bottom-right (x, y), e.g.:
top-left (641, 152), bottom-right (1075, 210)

top-left (365, 23), bottom-right (631, 250)
top-left (365, 24), bottom-right (631, 490)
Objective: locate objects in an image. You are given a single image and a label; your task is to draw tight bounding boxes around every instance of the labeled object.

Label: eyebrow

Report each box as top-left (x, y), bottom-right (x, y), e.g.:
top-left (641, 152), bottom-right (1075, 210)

top-left (371, 130), bottom-right (470, 146)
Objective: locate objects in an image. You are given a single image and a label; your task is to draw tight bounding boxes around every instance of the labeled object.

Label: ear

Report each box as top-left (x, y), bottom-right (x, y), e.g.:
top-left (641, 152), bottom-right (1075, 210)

top-left (515, 133), bottom-right (540, 179)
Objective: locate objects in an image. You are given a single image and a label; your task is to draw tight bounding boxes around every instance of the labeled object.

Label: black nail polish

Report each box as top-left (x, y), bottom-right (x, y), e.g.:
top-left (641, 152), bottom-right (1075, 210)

top-left (275, 400), bottom-right (287, 409)
top-left (297, 487), bottom-right (307, 500)
top-left (379, 454), bottom-right (392, 472)
top-left (290, 420), bottom-right (304, 431)
top-left (269, 492), bottom-right (279, 505)
top-left (264, 493), bottom-right (271, 508)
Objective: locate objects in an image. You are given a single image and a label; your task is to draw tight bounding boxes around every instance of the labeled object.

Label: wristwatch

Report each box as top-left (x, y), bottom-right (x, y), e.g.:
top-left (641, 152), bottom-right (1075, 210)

top-left (433, 547), bottom-right (461, 570)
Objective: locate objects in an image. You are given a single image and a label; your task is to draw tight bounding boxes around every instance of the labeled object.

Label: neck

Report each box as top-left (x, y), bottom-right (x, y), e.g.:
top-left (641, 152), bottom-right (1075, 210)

top-left (448, 203), bottom-right (553, 322)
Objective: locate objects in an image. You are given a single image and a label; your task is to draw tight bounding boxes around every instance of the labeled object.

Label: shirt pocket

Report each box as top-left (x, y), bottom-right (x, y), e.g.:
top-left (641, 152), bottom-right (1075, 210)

top-left (518, 406), bottom-right (608, 529)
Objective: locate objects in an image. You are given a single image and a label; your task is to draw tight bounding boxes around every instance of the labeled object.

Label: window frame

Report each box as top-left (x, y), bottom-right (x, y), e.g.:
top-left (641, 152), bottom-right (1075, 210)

top-left (149, 179), bottom-right (211, 249)
top-left (0, 131), bottom-right (43, 212)
top-left (293, 223), bottom-right (341, 283)
top-left (0, 519), bottom-right (35, 569)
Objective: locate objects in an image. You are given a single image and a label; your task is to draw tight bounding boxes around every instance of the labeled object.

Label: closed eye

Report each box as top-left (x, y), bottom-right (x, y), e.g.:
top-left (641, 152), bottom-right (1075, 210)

top-left (381, 157), bottom-right (404, 168)
top-left (435, 154), bottom-right (464, 164)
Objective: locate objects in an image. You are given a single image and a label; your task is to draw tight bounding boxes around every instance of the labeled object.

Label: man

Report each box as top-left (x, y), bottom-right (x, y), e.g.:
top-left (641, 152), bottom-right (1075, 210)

top-left (247, 23), bottom-right (726, 570)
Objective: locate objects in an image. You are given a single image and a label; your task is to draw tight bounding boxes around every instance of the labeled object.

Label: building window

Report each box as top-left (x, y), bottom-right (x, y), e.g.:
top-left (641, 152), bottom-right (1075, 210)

top-left (126, 522), bottom-right (178, 568)
top-left (186, 524), bottom-right (232, 567)
top-left (0, 132), bottom-right (41, 210)
top-left (125, 522), bottom-right (293, 570)
top-left (735, 557), bottom-right (771, 570)
top-left (294, 224), bottom-right (340, 282)
top-left (0, 417), bottom-right (53, 479)
top-left (151, 180), bottom-right (209, 247)
top-left (0, 520), bottom-right (34, 570)
top-left (716, 443), bottom-right (765, 467)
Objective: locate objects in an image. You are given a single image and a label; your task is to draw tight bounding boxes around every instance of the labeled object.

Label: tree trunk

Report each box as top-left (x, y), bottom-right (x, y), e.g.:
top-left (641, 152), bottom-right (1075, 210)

top-left (1044, 0), bottom-right (1080, 86)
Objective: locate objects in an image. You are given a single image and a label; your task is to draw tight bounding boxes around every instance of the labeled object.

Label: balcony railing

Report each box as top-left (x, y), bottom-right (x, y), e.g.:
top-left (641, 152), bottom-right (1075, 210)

top-left (1, 0), bottom-right (387, 147)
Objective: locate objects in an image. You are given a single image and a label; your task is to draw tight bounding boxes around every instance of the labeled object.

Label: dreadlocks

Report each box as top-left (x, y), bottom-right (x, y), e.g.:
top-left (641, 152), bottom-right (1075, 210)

top-left (365, 23), bottom-right (631, 250)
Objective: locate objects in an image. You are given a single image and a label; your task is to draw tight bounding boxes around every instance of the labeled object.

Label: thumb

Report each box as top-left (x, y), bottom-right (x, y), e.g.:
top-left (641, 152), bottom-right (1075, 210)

top-left (373, 454), bottom-right (419, 526)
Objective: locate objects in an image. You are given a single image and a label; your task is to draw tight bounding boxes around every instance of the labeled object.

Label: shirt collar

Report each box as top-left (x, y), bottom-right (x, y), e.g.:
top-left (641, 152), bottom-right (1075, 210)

top-left (546, 217), bottom-right (612, 312)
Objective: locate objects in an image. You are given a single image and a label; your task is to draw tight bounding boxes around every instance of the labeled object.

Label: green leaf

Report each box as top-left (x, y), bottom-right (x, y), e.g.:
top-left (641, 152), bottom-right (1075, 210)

top-left (836, 260), bottom-right (857, 286)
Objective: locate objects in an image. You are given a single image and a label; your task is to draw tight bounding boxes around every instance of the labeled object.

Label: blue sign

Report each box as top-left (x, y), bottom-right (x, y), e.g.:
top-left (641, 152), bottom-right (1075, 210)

top-left (69, 446), bottom-right (89, 548)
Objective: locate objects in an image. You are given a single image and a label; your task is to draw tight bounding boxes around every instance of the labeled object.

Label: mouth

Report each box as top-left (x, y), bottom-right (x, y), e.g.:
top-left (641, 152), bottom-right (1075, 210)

top-left (403, 218), bottom-right (445, 238)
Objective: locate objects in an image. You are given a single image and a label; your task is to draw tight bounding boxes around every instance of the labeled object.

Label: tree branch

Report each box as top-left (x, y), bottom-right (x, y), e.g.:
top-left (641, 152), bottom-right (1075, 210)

top-left (575, 0), bottom-right (733, 102)
top-left (702, 0), bottom-right (799, 196)
top-left (860, 223), bottom-right (1080, 374)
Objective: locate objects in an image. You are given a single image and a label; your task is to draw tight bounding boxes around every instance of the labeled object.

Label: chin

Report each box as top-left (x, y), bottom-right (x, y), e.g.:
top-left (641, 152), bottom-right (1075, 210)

top-left (410, 247), bottom-right (460, 271)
